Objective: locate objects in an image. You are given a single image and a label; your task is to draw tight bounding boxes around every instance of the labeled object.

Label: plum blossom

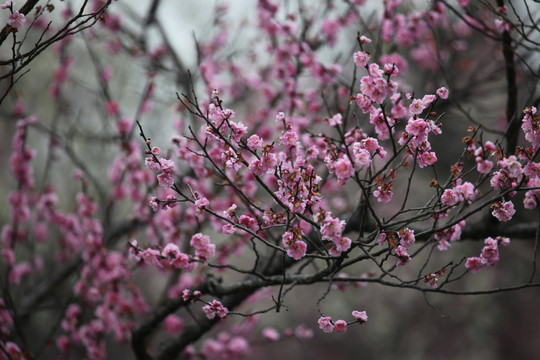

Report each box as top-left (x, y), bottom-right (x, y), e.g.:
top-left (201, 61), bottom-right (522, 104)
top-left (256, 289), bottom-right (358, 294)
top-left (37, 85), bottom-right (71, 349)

top-left (373, 183), bottom-right (393, 203)
top-left (436, 86), bottom-right (449, 99)
top-left (441, 189), bottom-right (459, 206)
top-left (395, 245), bottom-right (410, 266)
top-left (327, 113), bottom-right (342, 127)
top-left (202, 300), bottom-right (228, 319)
top-left (247, 134), bottom-right (263, 150)
top-left (334, 320), bottom-right (347, 332)
top-left (8, 11), bottom-right (25, 28)
top-left (352, 310), bottom-right (368, 324)
top-left (398, 228), bottom-right (415, 247)
top-left (318, 316), bottom-right (334, 333)
top-left (465, 257), bottom-right (484, 273)
top-left (353, 51), bottom-right (370, 67)
top-left (286, 240), bottom-right (307, 260)
top-left (522, 106), bottom-right (540, 149)
top-left (409, 99), bottom-right (425, 115)
top-left (333, 156), bottom-right (354, 184)
top-left (491, 201), bottom-right (515, 222)
top-left (466, 236), bottom-right (510, 273)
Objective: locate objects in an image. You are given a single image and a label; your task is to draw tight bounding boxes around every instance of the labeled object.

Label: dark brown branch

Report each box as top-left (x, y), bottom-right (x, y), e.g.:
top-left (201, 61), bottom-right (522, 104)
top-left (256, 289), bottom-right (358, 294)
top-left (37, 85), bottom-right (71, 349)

top-left (498, 0), bottom-right (519, 154)
top-left (0, 0), bottom-right (40, 47)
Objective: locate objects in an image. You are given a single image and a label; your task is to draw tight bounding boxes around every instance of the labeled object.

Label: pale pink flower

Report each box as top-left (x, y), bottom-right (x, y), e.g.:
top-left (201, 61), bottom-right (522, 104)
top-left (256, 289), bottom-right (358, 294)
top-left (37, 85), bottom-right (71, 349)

top-left (373, 183), bottom-right (393, 203)
top-left (436, 86), bottom-right (449, 99)
top-left (352, 310), bottom-right (368, 323)
top-left (1, 1), bottom-right (13, 10)
top-left (441, 189), bottom-right (459, 206)
top-left (157, 172), bottom-right (174, 188)
top-left (476, 159), bottom-right (493, 174)
top-left (8, 11), bottom-right (25, 28)
top-left (454, 181), bottom-right (476, 201)
top-left (395, 245), bottom-right (410, 266)
top-left (318, 316), bottom-right (334, 333)
top-left (287, 240), bottom-right (307, 260)
top-left (398, 228), bottom-right (415, 247)
top-left (334, 156), bottom-right (354, 184)
top-left (194, 197), bottom-right (209, 214)
top-left (280, 130), bottom-right (298, 146)
top-left (491, 201), bottom-right (515, 222)
top-left (190, 233), bottom-right (211, 249)
top-left (409, 99), bottom-right (425, 115)
top-left (328, 113), bottom-right (342, 126)
top-left (465, 257), bottom-right (484, 273)
top-left (334, 320), bottom-right (347, 332)
top-left (202, 300), bottom-right (228, 319)
top-left (246, 134), bottom-right (263, 150)
top-left (353, 51), bottom-right (370, 67)
top-left (320, 214), bottom-right (345, 241)
top-left (359, 35), bottom-right (371, 44)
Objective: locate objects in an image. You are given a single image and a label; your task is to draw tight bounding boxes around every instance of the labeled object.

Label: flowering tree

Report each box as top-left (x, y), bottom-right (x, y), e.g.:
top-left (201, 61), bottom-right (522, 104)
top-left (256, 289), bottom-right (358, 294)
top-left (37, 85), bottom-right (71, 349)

top-left (1, 0), bottom-right (540, 359)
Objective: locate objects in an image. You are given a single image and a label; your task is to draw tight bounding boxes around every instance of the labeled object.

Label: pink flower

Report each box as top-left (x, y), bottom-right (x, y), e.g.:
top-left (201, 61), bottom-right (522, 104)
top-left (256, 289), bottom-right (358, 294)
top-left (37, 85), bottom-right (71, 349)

top-left (465, 257), bottom-right (484, 273)
top-left (409, 99), bottom-right (425, 115)
top-left (441, 189), bottom-right (459, 206)
top-left (436, 87), bottom-right (449, 99)
top-left (230, 122), bottom-right (247, 143)
top-left (262, 327), bottom-right (280, 341)
top-left (334, 156), bottom-right (354, 184)
top-left (287, 240), bottom-right (307, 260)
top-left (202, 300), bottom-right (228, 319)
top-left (454, 181), bottom-right (476, 201)
top-left (333, 236), bottom-right (352, 253)
top-left (320, 214), bottom-right (345, 241)
top-left (352, 144), bottom-right (371, 168)
top-left (476, 159), bottom-right (493, 174)
top-left (334, 320), bottom-right (347, 332)
top-left (377, 232), bottom-right (387, 247)
top-left (1, 1), bottom-right (13, 10)
top-left (395, 245), bottom-right (410, 266)
top-left (157, 172), bottom-right (174, 188)
top-left (359, 35), bottom-right (371, 44)
top-left (317, 316), bottom-right (334, 333)
top-left (280, 130), bottom-right (298, 146)
top-left (8, 11), bottom-right (25, 28)
top-left (491, 201), bottom-right (515, 222)
top-left (190, 233), bottom-right (211, 249)
top-left (352, 310), bottom-right (368, 324)
top-left (418, 151), bottom-right (437, 167)
top-left (423, 273), bottom-right (438, 288)
top-left (327, 113), bottom-right (342, 126)
top-left (194, 197), bottom-right (209, 214)
top-left (398, 228), bottom-right (415, 247)
top-left (353, 51), bottom-right (370, 67)
top-left (247, 134), bottom-right (263, 150)
top-left (373, 183), bottom-right (393, 203)
top-left (355, 93), bottom-right (373, 113)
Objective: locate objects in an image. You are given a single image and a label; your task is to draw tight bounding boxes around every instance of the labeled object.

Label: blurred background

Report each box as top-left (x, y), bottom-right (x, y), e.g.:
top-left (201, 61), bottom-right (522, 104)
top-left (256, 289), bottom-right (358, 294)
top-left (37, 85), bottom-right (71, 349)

top-left (1, 1), bottom-right (540, 359)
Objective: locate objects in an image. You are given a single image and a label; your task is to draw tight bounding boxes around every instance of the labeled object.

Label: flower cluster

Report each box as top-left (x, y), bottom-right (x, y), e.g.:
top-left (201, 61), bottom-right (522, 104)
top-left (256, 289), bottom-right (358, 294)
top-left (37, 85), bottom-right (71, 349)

top-left (465, 237), bottom-right (510, 273)
top-left (202, 299), bottom-right (229, 320)
top-left (317, 310), bottom-right (368, 333)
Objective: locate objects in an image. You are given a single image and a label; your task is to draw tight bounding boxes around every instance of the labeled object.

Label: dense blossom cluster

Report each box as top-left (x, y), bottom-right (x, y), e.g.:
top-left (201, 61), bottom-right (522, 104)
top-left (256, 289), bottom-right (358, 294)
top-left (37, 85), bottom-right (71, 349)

top-left (1, 0), bottom-right (539, 359)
